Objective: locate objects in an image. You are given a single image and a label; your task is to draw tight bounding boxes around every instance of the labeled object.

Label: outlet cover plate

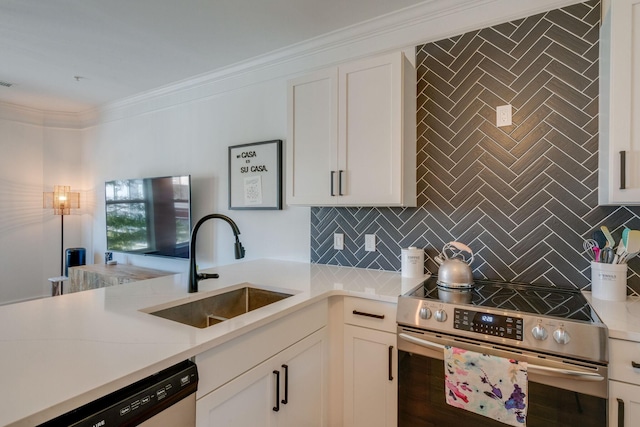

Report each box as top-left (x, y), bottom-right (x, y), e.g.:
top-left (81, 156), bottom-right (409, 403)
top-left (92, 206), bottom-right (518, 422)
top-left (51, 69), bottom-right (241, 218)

top-left (365, 234), bottom-right (376, 252)
top-left (496, 104), bottom-right (512, 127)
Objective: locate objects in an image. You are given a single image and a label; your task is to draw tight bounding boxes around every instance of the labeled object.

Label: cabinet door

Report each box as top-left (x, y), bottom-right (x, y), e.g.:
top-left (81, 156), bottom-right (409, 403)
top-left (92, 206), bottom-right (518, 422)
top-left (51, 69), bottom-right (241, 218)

top-left (279, 327), bottom-right (328, 427)
top-left (337, 52), bottom-right (407, 206)
top-left (609, 381), bottom-right (640, 427)
top-left (344, 325), bottom-right (397, 427)
top-left (600, 0), bottom-right (640, 204)
top-left (287, 69), bottom-right (338, 205)
top-left (196, 328), bottom-right (328, 427)
top-left (195, 357), bottom-right (278, 427)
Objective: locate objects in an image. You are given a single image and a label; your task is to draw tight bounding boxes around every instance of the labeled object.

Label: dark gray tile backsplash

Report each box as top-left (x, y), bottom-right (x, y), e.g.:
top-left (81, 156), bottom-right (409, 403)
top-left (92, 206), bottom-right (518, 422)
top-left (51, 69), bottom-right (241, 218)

top-left (310, 0), bottom-right (640, 295)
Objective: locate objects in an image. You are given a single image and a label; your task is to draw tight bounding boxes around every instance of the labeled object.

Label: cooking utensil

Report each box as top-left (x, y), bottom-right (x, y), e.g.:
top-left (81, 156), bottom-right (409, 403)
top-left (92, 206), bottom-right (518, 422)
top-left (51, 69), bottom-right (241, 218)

top-left (592, 230), bottom-right (607, 249)
top-left (601, 225), bottom-right (616, 248)
top-left (437, 241), bottom-right (474, 289)
top-left (601, 247), bottom-right (615, 264)
top-left (583, 239), bottom-right (600, 262)
top-left (614, 238), bottom-right (626, 264)
top-left (618, 229), bottom-right (640, 264)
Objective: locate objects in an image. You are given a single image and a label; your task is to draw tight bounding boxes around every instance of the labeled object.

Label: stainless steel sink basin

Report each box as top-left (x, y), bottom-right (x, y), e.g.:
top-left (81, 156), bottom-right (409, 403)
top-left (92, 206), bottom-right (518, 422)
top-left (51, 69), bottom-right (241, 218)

top-left (146, 286), bottom-right (293, 328)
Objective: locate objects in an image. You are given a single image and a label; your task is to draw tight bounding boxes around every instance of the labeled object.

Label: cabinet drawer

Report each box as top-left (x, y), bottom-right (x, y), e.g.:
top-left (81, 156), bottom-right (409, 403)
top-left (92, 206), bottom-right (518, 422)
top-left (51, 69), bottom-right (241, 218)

top-left (609, 338), bottom-right (640, 384)
top-left (343, 297), bottom-right (396, 333)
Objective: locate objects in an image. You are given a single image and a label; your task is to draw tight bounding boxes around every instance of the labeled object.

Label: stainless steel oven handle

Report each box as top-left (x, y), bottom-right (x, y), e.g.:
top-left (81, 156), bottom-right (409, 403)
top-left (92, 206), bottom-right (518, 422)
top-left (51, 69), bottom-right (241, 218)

top-left (398, 333), bottom-right (605, 382)
top-left (527, 364), bottom-right (603, 381)
top-left (399, 332), bottom-right (445, 351)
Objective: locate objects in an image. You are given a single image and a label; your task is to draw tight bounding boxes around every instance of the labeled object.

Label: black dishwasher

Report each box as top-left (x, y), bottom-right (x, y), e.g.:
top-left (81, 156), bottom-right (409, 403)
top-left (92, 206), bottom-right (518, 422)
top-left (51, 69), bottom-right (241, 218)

top-left (38, 360), bottom-right (198, 427)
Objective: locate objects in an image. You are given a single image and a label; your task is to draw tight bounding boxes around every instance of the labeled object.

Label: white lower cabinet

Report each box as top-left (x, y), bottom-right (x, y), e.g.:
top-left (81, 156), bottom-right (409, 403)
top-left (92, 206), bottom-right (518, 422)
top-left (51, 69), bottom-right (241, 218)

top-left (196, 327), bottom-right (328, 427)
top-left (609, 381), bottom-right (640, 426)
top-left (608, 337), bottom-right (640, 426)
top-left (343, 297), bottom-right (397, 427)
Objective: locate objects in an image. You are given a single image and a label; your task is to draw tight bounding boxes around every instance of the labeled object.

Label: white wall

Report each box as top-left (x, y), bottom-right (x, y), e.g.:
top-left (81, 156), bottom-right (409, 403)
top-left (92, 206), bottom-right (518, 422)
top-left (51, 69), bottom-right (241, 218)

top-left (83, 78), bottom-right (311, 278)
top-left (0, 117), bottom-right (44, 303)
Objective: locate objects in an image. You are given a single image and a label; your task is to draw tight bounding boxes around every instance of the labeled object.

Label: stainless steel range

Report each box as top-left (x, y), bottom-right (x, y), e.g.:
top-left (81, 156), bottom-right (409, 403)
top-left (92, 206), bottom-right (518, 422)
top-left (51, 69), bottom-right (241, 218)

top-left (396, 277), bottom-right (608, 426)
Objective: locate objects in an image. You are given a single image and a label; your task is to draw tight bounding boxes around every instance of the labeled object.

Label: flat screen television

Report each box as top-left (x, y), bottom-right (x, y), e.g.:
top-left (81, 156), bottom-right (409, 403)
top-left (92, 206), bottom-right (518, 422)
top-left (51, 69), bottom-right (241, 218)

top-left (105, 175), bottom-right (191, 259)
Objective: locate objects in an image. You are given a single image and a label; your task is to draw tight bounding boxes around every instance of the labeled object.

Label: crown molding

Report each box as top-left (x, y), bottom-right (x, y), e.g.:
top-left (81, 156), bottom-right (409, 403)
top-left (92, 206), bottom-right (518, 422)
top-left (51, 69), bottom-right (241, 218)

top-left (94, 0), bottom-right (582, 122)
top-left (0, 101), bottom-right (85, 129)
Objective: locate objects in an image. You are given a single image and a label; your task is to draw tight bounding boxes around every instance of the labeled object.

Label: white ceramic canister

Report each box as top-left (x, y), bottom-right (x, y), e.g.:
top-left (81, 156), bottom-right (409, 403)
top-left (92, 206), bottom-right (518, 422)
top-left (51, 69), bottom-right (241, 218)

top-left (401, 247), bottom-right (424, 278)
top-left (591, 261), bottom-right (627, 301)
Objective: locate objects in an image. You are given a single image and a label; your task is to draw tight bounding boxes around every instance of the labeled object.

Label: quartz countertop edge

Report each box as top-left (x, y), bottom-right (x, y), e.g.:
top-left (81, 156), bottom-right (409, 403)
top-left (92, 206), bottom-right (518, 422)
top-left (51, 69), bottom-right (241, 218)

top-left (0, 259), bottom-right (427, 427)
top-left (584, 291), bottom-right (640, 341)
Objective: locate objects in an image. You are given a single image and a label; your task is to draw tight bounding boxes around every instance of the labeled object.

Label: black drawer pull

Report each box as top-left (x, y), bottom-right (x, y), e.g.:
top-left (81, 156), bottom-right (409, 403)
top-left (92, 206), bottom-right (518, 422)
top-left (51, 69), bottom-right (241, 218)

top-left (281, 364), bottom-right (289, 405)
top-left (273, 370), bottom-right (280, 412)
top-left (618, 398), bottom-right (624, 427)
top-left (338, 170), bottom-right (344, 196)
top-left (388, 345), bottom-right (394, 381)
top-left (632, 361), bottom-right (640, 369)
top-left (621, 151), bottom-right (627, 190)
top-left (353, 310), bottom-right (385, 320)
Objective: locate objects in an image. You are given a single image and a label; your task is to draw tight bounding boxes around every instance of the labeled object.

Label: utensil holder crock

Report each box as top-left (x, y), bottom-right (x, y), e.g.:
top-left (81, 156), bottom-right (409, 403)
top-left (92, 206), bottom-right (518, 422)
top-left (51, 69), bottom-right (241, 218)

top-left (591, 261), bottom-right (627, 301)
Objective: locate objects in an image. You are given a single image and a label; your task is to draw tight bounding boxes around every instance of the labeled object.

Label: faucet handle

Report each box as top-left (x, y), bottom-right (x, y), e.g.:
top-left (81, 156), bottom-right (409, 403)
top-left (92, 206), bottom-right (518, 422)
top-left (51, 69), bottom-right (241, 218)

top-left (198, 273), bottom-right (220, 280)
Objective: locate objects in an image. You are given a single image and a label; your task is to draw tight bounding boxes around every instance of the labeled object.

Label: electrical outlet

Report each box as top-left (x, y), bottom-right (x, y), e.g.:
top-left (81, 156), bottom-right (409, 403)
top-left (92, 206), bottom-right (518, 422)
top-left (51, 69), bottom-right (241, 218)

top-left (365, 234), bottom-right (376, 252)
top-left (334, 233), bottom-right (344, 250)
top-left (496, 104), bottom-right (512, 127)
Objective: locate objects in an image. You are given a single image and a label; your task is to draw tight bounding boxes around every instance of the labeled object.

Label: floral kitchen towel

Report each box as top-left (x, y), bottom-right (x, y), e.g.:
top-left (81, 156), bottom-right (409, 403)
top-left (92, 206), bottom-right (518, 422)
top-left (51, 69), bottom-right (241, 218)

top-left (444, 346), bottom-right (528, 426)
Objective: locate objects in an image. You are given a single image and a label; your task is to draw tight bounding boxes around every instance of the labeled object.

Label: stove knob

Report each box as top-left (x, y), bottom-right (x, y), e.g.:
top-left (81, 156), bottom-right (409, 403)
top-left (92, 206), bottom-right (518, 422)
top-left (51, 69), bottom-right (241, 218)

top-left (553, 328), bottom-right (571, 345)
top-left (531, 324), bottom-right (548, 341)
top-left (419, 307), bottom-right (431, 320)
top-left (435, 309), bottom-right (447, 322)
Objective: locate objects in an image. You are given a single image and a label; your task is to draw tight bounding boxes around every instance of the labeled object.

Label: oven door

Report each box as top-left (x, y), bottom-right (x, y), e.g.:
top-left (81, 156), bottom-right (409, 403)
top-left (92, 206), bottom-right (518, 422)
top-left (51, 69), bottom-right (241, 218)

top-left (397, 326), bottom-right (607, 427)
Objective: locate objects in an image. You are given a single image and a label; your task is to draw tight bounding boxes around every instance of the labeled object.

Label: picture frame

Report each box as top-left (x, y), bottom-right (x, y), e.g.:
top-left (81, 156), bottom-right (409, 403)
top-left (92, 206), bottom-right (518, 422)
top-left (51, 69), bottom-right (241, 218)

top-left (228, 139), bottom-right (282, 210)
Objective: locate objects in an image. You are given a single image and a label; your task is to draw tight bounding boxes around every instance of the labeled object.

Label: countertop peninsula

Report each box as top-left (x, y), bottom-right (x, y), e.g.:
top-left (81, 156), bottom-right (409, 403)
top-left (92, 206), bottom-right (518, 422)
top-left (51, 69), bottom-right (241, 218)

top-left (0, 259), bottom-right (426, 426)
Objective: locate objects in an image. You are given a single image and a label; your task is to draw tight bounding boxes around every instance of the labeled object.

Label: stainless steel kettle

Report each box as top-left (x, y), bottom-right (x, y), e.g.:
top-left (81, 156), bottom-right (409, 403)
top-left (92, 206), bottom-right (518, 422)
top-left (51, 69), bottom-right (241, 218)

top-left (435, 241), bottom-right (474, 289)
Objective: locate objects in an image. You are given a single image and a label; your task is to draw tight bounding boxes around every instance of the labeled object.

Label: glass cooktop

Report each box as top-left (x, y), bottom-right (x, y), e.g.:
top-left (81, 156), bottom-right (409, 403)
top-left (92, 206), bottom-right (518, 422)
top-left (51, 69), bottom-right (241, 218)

top-left (409, 277), bottom-right (598, 323)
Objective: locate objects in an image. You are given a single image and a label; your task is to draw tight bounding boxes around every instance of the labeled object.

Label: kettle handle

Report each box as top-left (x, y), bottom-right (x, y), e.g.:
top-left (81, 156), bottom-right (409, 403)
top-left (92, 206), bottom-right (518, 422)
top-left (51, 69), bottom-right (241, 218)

top-left (443, 241), bottom-right (474, 265)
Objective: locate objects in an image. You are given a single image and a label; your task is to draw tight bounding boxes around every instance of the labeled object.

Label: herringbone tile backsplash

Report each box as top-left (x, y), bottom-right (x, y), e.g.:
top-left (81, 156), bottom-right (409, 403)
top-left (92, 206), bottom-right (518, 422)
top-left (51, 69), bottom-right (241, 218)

top-left (310, 0), bottom-right (640, 295)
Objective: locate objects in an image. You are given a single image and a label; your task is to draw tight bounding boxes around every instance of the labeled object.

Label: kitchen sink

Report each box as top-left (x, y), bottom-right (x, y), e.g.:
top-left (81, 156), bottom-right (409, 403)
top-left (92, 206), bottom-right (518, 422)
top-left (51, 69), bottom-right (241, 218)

top-left (146, 286), bottom-right (294, 328)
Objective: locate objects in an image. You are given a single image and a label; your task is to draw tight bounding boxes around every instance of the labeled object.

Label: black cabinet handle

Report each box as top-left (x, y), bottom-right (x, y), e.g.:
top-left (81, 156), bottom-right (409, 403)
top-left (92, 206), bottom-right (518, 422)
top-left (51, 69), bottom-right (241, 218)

top-left (618, 398), bottom-right (624, 427)
top-left (338, 170), bottom-right (344, 196)
top-left (620, 151), bottom-right (627, 190)
top-left (281, 364), bottom-right (289, 404)
top-left (330, 171), bottom-right (336, 196)
top-left (352, 310), bottom-right (385, 320)
top-left (632, 361), bottom-right (640, 369)
top-left (272, 370), bottom-right (280, 412)
top-left (388, 346), bottom-right (394, 381)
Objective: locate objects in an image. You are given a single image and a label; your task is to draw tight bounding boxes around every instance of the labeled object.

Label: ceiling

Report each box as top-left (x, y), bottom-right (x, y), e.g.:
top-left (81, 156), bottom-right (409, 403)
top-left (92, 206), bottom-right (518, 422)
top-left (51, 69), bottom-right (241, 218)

top-left (0, 0), bottom-right (429, 113)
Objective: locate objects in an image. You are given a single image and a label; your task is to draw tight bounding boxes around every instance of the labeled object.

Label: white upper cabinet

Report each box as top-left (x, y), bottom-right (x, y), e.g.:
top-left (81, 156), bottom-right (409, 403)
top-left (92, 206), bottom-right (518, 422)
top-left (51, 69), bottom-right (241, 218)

top-left (287, 51), bottom-right (416, 207)
top-left (599, 0), bottom-right (640, 204)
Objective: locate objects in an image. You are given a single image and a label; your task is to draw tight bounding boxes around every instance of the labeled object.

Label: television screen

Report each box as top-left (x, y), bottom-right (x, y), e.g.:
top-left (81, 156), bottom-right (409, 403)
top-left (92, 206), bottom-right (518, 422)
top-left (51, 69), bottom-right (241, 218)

top-left (105, 175), bottom-right (191, 259)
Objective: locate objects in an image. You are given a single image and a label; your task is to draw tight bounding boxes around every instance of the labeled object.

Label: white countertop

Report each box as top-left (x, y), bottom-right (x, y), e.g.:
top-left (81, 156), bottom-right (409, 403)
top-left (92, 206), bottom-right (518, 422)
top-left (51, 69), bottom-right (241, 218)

top-left (0, 259), bottom-right (426, 426)
top-left (586, 292), bottom-right (640, 342)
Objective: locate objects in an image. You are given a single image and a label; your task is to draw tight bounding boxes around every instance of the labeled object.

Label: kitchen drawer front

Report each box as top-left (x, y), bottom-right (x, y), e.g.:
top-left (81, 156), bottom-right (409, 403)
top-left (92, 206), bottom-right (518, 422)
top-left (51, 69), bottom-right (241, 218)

top-left (609, 338), bottom-right (640, 384)
top-left (343, 297), bottom-right (396, 333)
top-left (196, 299), bottom-right (328, 398)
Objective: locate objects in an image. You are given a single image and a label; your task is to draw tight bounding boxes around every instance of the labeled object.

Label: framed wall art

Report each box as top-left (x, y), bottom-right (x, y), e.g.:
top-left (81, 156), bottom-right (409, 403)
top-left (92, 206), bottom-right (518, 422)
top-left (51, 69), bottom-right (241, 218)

top-left (228, 139), bottom-right (282, 210)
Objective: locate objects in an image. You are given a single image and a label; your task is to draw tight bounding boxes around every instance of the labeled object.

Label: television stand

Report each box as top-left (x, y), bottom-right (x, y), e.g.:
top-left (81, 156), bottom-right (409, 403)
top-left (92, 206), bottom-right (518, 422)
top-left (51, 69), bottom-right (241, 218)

top-left (68, 264), bottom-right (173, 293)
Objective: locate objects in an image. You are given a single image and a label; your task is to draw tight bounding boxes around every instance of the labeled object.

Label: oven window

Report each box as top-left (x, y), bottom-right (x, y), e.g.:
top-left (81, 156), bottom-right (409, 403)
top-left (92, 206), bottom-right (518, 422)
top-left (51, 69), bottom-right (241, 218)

top-left (398, 351), bottom-right (606, 426)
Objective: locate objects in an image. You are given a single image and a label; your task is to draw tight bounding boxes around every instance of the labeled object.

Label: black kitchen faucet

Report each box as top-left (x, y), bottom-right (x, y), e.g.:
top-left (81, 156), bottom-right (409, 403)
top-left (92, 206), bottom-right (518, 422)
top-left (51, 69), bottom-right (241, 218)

top-left (188, 214), bottom-right (245, 293)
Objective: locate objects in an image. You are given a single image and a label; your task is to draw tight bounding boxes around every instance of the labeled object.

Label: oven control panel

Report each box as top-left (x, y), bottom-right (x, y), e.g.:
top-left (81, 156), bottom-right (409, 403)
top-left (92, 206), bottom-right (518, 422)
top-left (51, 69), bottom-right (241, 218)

top-left (453, 308), bottom-right (523, 341)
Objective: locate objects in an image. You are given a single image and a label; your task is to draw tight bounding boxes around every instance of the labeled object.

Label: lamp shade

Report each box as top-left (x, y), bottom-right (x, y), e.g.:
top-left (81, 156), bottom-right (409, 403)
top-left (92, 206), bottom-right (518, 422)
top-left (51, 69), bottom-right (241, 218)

top-left (43, 185), bottom-right (80, 215)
